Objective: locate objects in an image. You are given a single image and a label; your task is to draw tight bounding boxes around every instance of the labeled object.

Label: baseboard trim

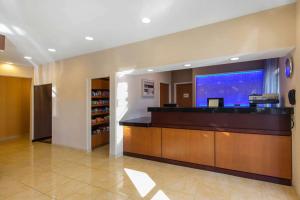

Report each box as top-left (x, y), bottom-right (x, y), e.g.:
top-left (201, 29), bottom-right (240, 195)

top-left (124, 152), bottom-right (291, 186)
top-left (0, 135), bottom-right (20, 142)
top-left (32, 136), bottom-right (52, 142)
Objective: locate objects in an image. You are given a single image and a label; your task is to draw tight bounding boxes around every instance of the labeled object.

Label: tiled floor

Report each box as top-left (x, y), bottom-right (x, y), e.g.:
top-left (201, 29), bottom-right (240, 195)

top-left (0, 139), bottom-right (299, 200)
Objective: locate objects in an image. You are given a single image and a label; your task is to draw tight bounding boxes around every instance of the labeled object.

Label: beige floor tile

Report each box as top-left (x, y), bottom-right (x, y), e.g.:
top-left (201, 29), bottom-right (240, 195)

top-left (0, 180), bottom-right (29, 198)
top-left (24, 174), bottom-right (71, 193)
top-left (163, 175), bottom-right (200, 195)
top-left (64, 184), bottom-right (128, 200)
top-left (0, 138), bottom-right (299, 200)
top-left (5, 188), bottom-right (51, 200)
top-left (261, 182), bottom-right (300, 200)
top-left (46, 179), bottom-right (88, 199)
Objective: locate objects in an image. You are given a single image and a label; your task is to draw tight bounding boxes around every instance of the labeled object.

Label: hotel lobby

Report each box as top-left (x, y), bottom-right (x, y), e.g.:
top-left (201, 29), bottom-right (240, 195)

top-left (0, 0), bottom-right (300, 199)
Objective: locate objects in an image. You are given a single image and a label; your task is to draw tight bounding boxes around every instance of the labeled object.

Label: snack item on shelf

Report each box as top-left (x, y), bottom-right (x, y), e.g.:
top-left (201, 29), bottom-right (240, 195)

top-left (91, 116), bottom-right (110, 125)
top-left (91, 107), bottom-right (109, 114)
top-left (96, 117), bottom-right (104, 123)
top-left (92, 100), bottom-right (109, 106)
top-left (91, 90), bottom-right (109, 98)
top-left (91, 87), bottom-right (110, 137)
top-left (92, 126), bottom-right (110, 134)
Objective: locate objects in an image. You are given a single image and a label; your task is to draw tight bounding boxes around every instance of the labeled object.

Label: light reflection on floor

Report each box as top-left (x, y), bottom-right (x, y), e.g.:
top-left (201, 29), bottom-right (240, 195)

top-left (124, 168), bottom-right (170, 199)
top-left (124, 168), bottom-right (156, 198)
top-left (151, 190), bottom-right (170, 200)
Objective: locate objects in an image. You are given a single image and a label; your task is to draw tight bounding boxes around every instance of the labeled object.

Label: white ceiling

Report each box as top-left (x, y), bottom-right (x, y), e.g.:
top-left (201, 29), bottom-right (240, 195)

top-left (0, 0), bottom-right (295, 66)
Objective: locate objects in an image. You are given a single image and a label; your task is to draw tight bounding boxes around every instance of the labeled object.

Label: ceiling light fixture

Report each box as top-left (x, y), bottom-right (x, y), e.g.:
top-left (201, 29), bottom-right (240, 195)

top-left (85, 36), bottom-right (94, 41)
top-left (184, 64), bottom-right (192, 67)
top-left (48, 48), bottom-right (56, 52)
top-left (147, 69), bottom-right (153, 72)
top-left (230, 57), bottom-right (240, 61)
top-left (142, 18), bottom-right (151, 24)
top-left (5, 62), bottom-right (13, 65)
top-left (24, 56), bottom-right (32, 60)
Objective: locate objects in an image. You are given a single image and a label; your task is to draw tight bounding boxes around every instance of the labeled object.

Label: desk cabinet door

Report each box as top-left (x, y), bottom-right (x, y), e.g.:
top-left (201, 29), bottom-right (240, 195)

top-left (162, 128), bottom-right (214, 166)
top-left (123, 126), bottom-right (161, 157)
top-left (215, 132), bottom-right (292, 179)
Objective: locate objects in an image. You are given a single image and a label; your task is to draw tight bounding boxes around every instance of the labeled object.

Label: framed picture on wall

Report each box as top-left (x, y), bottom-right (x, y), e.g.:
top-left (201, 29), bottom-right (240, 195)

top-left (142, 79), bottom-right (154, 97)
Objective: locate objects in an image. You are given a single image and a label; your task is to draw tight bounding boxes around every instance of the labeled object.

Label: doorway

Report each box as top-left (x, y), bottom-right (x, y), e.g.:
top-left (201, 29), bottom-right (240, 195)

top-left (91, 77), bottom-right (110, 151)
top-left (175, 83), bottom-right (193, 107)
top-left (160, 83), bottom-right (169, 107)
top-left (33, 84), bottom-right (52, 142)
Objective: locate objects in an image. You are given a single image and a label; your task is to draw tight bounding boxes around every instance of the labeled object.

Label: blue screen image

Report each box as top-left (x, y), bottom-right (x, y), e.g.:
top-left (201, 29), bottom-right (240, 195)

top-left (195, 70), bottom-right (264, 107)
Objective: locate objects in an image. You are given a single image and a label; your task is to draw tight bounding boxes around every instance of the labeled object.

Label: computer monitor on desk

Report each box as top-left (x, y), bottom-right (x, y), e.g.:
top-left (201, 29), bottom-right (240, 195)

top-left (207, 98), bottom-right (224, 107)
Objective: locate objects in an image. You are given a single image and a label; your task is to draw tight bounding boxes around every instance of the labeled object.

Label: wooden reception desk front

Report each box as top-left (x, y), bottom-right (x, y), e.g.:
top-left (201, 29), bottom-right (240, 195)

top-left (120, 107), bottom-right (293, 185)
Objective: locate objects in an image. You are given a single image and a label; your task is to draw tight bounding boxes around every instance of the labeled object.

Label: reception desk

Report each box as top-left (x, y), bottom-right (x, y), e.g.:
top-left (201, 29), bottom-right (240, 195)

top-left (120, 107), bottom-right (293, 185)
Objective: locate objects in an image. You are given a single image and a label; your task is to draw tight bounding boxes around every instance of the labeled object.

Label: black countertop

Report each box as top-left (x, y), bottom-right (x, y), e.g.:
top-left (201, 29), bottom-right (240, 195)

top-left (148, 107), bottom-right (294, 115)
top-left (119, 107), bottom-right (293, 135)
top-left (119, 117), bottom-right (151, 127)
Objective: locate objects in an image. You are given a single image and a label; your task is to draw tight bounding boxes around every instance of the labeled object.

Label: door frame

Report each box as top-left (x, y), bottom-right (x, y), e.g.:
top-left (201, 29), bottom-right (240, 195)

top-left (86, 75), bottom-right (111, 152)
top-left (30, 80), bottom-right (34, 141)
top-left (159, 82), bottom-right (171, 106)
top-left (33, 83), bottom-right (52, 141)
top-left (173, 82), bottom-right (192, 103)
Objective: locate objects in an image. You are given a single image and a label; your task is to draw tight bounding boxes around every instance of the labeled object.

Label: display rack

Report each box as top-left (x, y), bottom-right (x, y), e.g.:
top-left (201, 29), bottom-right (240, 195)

top-left (91, 78), bottom-right (110, 149)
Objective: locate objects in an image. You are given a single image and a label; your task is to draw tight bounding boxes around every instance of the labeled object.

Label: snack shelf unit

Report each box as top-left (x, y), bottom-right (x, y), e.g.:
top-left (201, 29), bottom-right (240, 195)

top-left (91, 78), bottom-right (110, 149)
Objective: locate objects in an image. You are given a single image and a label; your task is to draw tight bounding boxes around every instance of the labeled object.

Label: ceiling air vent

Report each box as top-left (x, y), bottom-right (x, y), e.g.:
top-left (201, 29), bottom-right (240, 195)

top-left (0, 34), bottom-right (5, 52)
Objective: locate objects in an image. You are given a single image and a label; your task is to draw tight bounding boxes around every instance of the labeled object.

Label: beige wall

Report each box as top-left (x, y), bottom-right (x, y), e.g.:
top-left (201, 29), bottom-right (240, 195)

top-left (120, 72), bottom-right (171, 120)
top-left (36, 4), bottom-right (296, 154)
top-left (0, 76), bottom-right (31, 141)
top-left (0, 63), bottom-right (33, 141)
top-left (0, 63), bottom-right (33, 78)
top-left (279, 56), bottom-right (296, 106)
top-left (293, 0), bottom-right (300, 195)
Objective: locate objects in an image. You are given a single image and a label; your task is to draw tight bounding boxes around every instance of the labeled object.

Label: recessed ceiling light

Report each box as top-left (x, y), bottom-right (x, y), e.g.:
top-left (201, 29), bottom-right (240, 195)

top-left (230, 57), bottom-right (240, 61)
top-left (24, 56), bottom-right (32, 60)
top-left (184, 64), bottom-right (192, 67)
top-left (85, 36), bottom-right (94, 41)
top-left (48, 48), bottom-right (56, 52)
top-left (5, 62), bottom-right (13, 65)
top-left (142, 18), bottom-right (151, 24)
top-left (147, 69), bottom-right (153, 72)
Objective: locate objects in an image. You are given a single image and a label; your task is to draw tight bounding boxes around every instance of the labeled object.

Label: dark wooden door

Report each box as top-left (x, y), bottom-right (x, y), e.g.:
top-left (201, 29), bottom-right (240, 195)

top-left (0, 34), bottom-right (4, 51)
top-left (160, 83), bottom-right (169, 107)
top-left (34, 84), bottom-right (52, 140)
top-left (176, 83), bottom-right (192, 107)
